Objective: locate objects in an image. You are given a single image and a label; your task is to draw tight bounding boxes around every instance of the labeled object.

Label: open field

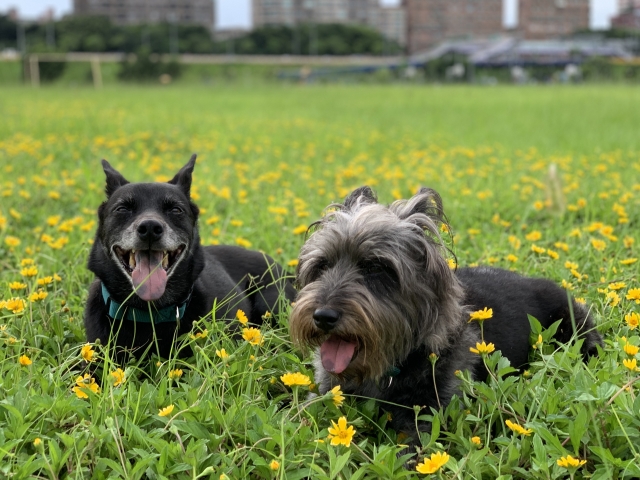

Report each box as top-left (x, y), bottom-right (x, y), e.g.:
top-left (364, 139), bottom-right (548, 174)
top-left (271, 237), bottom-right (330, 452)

top-left (0, 85), bottom-right (639, 479)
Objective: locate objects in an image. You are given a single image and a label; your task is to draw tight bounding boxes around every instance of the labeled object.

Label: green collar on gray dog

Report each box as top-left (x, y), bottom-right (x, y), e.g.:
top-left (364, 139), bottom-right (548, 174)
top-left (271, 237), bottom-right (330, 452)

top-left (101, 283), bottom-right (190, 324)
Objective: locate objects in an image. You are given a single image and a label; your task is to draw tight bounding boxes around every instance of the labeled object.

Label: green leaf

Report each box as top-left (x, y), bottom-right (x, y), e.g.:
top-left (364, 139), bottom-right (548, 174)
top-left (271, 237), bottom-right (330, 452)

top-left (330, 450), bottom-right (351, 479)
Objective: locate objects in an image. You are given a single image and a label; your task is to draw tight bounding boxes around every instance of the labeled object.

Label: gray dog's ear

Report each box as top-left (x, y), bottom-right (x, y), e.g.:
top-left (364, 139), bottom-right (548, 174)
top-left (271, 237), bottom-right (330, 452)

top-left (168, 154), bottom-right (197, 197)
top-left (394, 187), bottom-right (444, 221)
top-left (343, 186), bottom-right (377, 210)
top-left (102, 159), bottom-right (129, 198)
top-left (390, 187), bottom-right (447, 240)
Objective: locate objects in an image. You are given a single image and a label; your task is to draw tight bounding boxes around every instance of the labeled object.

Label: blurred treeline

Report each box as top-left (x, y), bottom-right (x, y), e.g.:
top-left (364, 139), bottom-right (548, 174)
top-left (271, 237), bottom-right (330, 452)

top-left (0, 14), bottom-right (402, 55)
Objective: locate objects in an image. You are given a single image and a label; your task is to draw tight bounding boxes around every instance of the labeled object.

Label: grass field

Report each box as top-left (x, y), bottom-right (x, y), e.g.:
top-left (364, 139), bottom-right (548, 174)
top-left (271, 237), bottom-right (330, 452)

top-left (0, 84), bottom-right (639, 479)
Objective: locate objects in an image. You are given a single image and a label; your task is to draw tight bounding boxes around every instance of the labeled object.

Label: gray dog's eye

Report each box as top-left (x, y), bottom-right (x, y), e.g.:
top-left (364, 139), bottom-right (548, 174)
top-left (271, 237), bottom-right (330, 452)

top-left (170, 207), bottom-right (183, 214)
top-left (115, 205), bottom-right (131, 213)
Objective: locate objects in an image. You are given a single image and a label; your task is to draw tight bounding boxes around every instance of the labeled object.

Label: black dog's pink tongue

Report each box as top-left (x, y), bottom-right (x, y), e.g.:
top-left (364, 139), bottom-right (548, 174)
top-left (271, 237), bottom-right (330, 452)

top-left (320, 336), bottom-right (356, 374)
top-left (131, 250), bottom-right (167, 301)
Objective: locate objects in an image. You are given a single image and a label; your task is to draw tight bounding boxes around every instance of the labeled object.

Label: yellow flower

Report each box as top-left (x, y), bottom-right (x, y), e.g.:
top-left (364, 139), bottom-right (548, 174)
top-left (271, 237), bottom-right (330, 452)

top-left (416, 451), bottom-right (450, 474)
top-left (469, 341), bottom-right (495, 355)
top-left (531, 244), bottom-right (545, 254)
top-left (532, 334), bottom-right (543, 349)
top-left (235, 237), bottom-right (252, 248)
top-left (19, 354), bottom-right (32, 366)
top-left (110, 368), bottom-right (125, 386)
top-left (73, 374), bottom-right (100, 399)
top-left (3, 297), bottom-right (26, 314)
top-left (33, 438), bottom-right (42, 447)
top-left (81, 344), bottom-right (96, 362)
top-left (625, 312), bottom-right (639, 330)
top-left (53, 273), bottom-right (62, 281)
top-left (190, 329), bottom-right (208, 340)
top-left (621, 258), bottom-right (638, 266)
top-left (330, 385), bottom-right (345, 407)
top-left (269, 460), bottom-right (280, 471)
top-left (9, 282), bottom-right (27, 290)
top-left (506, 254), bottom-right (518, 263)
top-left (606, 291), bottom-right (620, 307)
top-left (626, 288), bottom-right (640, 304)
top-left (623, 343), bottom-right (639, 356)
top-left (471, 436), bottom-right (482, 446)
top-left (216, 348), bottom-right (229, 359)
top-left (557, 455), bottom-right (587, 468)
top-left (29, 291), bottom-right (48, 302)
top-left (37, 276), bottom-right (53, 286)
top-left (158, 405), bottom-right (175, 417)
top-left (546, 249), bottom-right (559, 260)
top-left (564, 261), bottom-right (579, 270)
top-left (20, 258), bottom-right (34, 266)
top-left (609, 282), bottom-right (626, 291)
top-left (505, 419), bottom-right (533, 436)
top-left (554, 242), bottom-right (569, 252)
top-left (623, 358), bottom-right (639, 371)
top-left (525, 231), bottom-right (541, 241)
top-left (327, 416), bottom-right (356, 447)
top-left (591, 239), bottom-right (606, 251)
top-left (469, 307), bottom-right (493, 322)
top-left (4, 236), bottom-right (20, 247)
top-left (287, 259), bottom-right (299, 267)
top-left (46, 215), bottom-right (61, 226)
top-left (230, 219), bottom-right (243, 227)
top-left (293, 225), bottom-right (308, 235)
top-left (169, 369), bottom-right (183, 379)
top-left (21, 266), bottom-right (38, 277)
top-left (281, 372), bottom-right (311, 387)
top-left (242, 327), bottom-right (262, 346)
top-left (236, 309), bottom-right (248, 325)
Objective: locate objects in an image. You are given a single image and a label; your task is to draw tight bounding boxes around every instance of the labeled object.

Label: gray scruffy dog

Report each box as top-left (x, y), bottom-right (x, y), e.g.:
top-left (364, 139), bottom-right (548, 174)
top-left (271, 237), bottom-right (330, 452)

top-left (290, 186), bottom-right (602, 440)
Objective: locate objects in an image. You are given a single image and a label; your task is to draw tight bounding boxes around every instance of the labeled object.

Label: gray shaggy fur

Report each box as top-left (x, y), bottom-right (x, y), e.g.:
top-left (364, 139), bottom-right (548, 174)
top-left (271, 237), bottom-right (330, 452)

top-left (290, 186), bottom-right (602, 442)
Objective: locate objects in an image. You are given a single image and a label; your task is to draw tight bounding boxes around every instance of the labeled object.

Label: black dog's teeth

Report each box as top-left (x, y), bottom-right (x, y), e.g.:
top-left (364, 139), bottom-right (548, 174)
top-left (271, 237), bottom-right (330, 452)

top-left (115, 245), bottom-right (185, 274)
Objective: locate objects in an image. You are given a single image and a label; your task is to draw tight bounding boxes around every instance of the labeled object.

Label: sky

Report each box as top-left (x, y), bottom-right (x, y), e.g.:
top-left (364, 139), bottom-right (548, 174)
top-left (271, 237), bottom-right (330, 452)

top-left (0, 0), bottom-right (622, 30)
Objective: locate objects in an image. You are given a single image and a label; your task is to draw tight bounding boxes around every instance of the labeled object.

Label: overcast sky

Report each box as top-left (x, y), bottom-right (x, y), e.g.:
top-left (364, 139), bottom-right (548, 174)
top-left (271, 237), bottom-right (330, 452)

top-left (0, 0), bottom-right (621, 30)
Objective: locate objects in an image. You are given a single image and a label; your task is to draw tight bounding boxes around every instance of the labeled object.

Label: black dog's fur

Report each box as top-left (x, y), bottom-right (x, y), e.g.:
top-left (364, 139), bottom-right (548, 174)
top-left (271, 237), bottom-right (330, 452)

top-left (290, 186), bottom-right (603, 440)
top-left (84, 155), bottom-right (295, 360)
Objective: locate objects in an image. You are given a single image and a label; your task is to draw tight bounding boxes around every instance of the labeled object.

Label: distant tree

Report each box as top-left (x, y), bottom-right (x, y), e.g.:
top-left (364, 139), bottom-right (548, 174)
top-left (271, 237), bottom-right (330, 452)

top-left (0, 14), bottom-right (17, 48)
top-left (218, 23), bottom-right (401, 56)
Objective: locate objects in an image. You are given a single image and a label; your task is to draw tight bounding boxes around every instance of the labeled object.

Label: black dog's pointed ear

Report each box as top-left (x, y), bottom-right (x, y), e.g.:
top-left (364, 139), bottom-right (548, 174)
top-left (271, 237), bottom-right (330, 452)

top-left (168, 154), bottom-right (197, 197)
top-left (102, 159), bottom-right (129, 197)
top-left (343, 186), bottom-right (377, 210)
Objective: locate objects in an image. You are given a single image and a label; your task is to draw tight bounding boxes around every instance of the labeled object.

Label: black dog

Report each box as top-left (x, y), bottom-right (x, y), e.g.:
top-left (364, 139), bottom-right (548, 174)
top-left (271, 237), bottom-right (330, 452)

top-left (84, 155), bottom-right (295, 360)
top-left (290, 186), bottom-right (602, 439)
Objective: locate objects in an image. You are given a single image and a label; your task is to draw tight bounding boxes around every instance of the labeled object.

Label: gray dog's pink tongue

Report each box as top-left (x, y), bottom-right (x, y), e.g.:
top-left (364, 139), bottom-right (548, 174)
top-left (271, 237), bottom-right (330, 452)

top-left (131, 250), bottom-right (167, 301)
top-left (320, 336), bottom-right (356, 374)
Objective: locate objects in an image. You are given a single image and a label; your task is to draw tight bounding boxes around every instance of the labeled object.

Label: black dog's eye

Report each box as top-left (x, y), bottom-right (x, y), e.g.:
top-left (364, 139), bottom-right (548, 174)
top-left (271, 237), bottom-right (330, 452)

top-left (114, 205), bottom-right (131, 214)
top-left (170, 206), bottom-right (183, 214)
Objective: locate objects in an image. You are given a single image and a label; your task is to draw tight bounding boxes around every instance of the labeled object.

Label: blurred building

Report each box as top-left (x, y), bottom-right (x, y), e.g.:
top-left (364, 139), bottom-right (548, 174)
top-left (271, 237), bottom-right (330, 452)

top-left (404, 0), bottom-right (503, 54)
top-left (252, 0), bottom-right (406, 46)
top-left (73, 0), bottom-right (215, 31)
top-left (379, 6), bottom-right (406, 47)
top-left (612, 5), bottom-right (640, 30)
top-left (619, 0), bottom-right (640, 9)
top-left (518, 0), bottom-right (590, 39)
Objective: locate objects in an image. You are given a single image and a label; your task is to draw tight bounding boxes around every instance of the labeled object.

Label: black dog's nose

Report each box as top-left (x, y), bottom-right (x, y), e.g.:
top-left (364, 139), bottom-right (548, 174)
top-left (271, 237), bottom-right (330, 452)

top-left (137, 219), bottom-right (164, 242)
top-left (313, 308), bottom-right (341, 332)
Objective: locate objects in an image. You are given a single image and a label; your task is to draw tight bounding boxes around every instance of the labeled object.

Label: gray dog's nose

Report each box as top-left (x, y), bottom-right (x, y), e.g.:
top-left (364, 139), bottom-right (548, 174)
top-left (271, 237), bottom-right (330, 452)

top-left (137, 219), bottom-right (164, 242)
top-left (313, 308), bottom-right (341, 332)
